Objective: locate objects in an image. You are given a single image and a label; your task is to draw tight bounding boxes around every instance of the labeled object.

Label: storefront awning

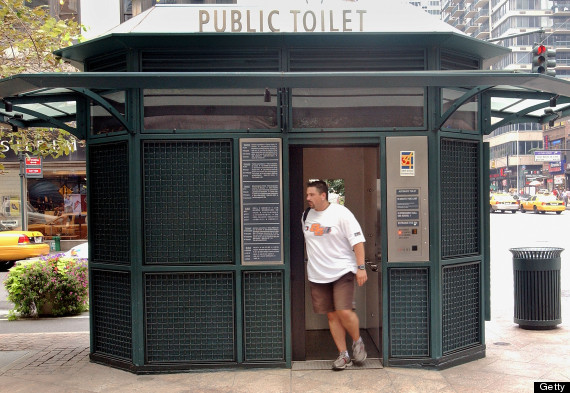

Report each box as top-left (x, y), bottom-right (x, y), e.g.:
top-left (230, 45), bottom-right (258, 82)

top-left (1, 70), bottom-right (570, 138)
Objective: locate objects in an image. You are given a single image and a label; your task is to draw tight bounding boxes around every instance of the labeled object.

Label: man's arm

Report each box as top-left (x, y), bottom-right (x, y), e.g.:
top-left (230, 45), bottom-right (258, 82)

top-left (353, 242), bottom-right (367, 286)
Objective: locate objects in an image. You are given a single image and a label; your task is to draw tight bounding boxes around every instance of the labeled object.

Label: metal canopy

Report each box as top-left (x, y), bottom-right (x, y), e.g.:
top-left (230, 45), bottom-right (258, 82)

top-left (1, 70), bottom-right (570, 137)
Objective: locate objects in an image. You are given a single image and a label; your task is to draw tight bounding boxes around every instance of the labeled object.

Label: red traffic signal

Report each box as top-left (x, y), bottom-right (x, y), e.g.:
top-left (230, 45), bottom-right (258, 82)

top-left (532, 44), bottom-right (547, 73)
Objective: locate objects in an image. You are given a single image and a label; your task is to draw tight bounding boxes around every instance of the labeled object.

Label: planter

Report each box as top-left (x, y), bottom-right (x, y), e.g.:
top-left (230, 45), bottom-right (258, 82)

top-left (39, 295), bottom-right (56, 316)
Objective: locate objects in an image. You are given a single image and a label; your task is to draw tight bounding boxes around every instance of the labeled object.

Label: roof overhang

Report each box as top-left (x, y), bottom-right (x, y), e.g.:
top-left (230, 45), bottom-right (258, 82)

top-left (1, 70), bottom-right (568, 139)
top-left (55, 32), bottom-right (510, 71)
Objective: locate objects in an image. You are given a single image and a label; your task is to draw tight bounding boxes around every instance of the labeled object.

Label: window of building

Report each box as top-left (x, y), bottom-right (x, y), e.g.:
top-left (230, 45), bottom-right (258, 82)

top-left (121, 0), bottom-right (133, 22)
top-left (27, 0), bottom-right (80, 22)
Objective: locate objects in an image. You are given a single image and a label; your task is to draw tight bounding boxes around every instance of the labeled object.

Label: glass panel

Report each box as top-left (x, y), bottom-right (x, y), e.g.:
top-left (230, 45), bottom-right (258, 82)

top-left (441, 88), bottom-right (478, 131)
top-left (90, 90), bottom-right (127, 135)
top-left (143, 89), bottom-right (278, 131)
top-left (292, 88), bottom-right (425, 129)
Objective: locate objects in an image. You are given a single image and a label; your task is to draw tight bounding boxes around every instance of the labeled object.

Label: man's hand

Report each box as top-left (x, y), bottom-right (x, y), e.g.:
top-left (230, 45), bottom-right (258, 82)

top-left (356, 268), bottom-right (368, 286)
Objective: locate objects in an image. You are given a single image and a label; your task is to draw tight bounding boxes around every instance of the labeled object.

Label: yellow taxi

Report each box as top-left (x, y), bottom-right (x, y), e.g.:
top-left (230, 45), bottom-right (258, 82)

top-left (490, 193), bottom-right (519, 213)
top-left (0, 230), bottom-right (50, 270)
top-left (520, 194), bottom-right (565, 214)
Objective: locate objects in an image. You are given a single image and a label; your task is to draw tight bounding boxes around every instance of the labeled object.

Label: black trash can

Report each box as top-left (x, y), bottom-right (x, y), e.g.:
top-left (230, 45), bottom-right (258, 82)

top-left (509, 247), bottom-right (564, 329)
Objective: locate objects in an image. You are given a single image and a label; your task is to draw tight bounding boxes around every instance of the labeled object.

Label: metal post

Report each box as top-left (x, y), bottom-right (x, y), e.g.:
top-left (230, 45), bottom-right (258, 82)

top-left (18, 152), bottom-right (27, 231)
top-left (516, 130), bottom-right (519, 194)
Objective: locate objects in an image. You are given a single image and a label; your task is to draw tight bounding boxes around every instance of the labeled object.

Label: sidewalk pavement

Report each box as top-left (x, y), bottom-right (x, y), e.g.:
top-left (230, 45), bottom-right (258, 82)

top-left (0, 296), bottom-right (569, 393)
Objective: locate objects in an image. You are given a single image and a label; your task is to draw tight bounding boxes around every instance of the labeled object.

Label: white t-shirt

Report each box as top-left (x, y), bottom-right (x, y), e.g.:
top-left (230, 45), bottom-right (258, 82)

top-left (302, 203), bottom-right (366, 283)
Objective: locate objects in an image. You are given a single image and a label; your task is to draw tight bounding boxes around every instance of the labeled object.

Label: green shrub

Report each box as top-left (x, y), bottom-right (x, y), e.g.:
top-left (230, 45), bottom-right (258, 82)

top-left (3, 254), bottom-right (88, 318)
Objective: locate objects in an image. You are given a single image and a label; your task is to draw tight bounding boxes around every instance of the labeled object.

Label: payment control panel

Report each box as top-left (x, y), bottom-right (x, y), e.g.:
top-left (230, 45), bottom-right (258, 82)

top-left (386, 136), bottom-right (430, 262)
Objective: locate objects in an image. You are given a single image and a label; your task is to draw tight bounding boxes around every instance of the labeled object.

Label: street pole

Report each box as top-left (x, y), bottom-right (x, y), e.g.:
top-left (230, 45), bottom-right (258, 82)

top-left (18, 152), bottom-right (27, 231)
top-left (517, 128), bottom-right (521, 195)
top-left (506, 153), bottom-right (509, 191)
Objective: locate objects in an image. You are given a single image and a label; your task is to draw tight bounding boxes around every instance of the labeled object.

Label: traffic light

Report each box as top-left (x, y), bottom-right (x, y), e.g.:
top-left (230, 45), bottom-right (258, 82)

top-left (532, 44), bottom-right (546, 73)
top-left (546, 47), bottom-right (556, 77)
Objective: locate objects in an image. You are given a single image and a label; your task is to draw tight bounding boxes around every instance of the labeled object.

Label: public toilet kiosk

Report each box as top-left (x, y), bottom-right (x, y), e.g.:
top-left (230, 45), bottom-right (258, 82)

top-left (3, 0), bottom-right (570, 373)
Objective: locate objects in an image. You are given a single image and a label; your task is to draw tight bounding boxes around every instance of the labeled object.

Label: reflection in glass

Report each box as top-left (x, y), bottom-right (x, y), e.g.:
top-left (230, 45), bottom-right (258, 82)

top-left (292, 88), bottom-right (425, 129)
top-left (143, 89), bottom-right (278, 131)
top-left (90, 90), bottom-right (127, 135)
top-left (441, 88), bottom-right (478, 131)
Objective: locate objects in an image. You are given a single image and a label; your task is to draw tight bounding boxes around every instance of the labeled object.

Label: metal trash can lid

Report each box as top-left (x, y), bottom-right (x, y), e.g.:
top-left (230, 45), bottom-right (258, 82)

top-left (509, 247), bottom-right (564, 259)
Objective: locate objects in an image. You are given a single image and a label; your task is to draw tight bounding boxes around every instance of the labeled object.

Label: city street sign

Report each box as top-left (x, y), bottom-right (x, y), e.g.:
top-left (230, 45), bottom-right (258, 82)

top-left (24, 156), bottom-right (43, 178)
top-left (25, 157), bottom-right (41, 166)
top-left (534, 151), bottom-right (561, 162)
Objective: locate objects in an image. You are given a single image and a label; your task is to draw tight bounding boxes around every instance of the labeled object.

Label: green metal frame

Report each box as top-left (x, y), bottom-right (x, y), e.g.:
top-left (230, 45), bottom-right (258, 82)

top-left (4, 72), bottom-right (570, 136)
top-left (70, 88), bottom-right (133, 135)
top-left (4, 63), bottom-right (570, 371)
top-left (436, 86), bottom-right (493, 130)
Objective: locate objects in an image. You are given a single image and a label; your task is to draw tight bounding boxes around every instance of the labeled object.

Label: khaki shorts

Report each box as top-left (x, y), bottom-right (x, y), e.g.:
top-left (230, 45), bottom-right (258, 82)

top-left (309, 272), bottom-right (355, 314)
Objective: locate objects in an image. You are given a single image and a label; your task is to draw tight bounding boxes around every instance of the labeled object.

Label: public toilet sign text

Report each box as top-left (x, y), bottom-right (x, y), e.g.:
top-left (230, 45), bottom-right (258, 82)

top-left (198, 8), bottom-right (367, 33)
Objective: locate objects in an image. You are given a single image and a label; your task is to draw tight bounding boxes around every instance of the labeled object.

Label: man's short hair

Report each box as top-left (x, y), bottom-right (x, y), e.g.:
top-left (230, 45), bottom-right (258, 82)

top-left (307, 180), bottom-right (328, 200)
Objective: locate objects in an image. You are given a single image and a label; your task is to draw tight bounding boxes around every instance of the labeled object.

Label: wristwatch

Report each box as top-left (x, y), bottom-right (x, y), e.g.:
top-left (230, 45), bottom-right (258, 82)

top-left (357, 264), bottom-right (366, 270)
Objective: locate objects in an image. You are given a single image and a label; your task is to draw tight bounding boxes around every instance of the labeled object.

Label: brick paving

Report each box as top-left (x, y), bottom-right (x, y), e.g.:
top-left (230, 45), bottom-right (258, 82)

top-left (0, 332), bottom-right (90, 376)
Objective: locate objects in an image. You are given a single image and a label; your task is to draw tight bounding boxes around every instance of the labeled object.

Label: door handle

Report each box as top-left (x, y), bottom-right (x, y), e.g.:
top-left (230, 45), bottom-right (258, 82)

top-left (365, 258), bottom-right (379, 272)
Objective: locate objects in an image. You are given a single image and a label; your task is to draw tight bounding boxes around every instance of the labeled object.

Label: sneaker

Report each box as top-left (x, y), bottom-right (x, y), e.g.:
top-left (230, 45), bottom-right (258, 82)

top-left (332, 352), bottom-right (352, 370)
top-left (352, 338), bottom-right (367, 364)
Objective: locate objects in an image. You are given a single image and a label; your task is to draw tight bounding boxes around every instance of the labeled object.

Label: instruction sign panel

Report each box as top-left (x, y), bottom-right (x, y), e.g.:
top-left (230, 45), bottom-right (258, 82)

top-left (386, 137), bottom-right (430, 263)
top-left (240, 138), bottom-right (283, 265)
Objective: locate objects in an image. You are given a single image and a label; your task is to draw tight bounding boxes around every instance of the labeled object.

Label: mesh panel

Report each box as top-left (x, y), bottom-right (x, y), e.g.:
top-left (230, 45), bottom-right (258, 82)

top-left (89, 142), bottom-right (130, 264)
top-left (389, 268), bottom-right (429, 358)
top-left (289, 48), bottom-right (425, 71)
top-left (440, 52), bottom-right (480, 70)
top-left (143, 141), bottom-right (233, 264)
top-left (441, 139), bottom-right (480, 259)
top-left (141, 49), bottom-right (280, 72)
top-left (86, 51), bottom-right (128, 72)
top-left (92, 270), bottom-right (132, 360)
top-left (442, 263), bottom-right (481, 354)
top-left (145, 273), bottom-right (235, 363)
top-left (243, 271), bottom-right (284, 361)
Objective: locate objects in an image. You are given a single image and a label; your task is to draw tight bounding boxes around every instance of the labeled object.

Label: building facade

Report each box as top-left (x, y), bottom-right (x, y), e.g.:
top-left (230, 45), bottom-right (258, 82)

top-left (437, 0), bottom-right (570, 193)
top-left (409, 0), bottom-right (442, 16)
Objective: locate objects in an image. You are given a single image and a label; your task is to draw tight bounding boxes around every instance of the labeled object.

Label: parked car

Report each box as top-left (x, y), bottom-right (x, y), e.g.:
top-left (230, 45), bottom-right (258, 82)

top-left (63, 242), bottom-right (88, 260)
top-left (520, 194), bottom-right (565, 214)
top-left (517, 193), bottom-right (532, 202)
top-left (490, 193), bottom-right (519, 213)
top-left (0, 230), bottom-right (50, 270)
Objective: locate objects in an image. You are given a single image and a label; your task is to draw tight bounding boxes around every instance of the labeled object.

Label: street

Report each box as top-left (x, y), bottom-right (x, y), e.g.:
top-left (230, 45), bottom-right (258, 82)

top-left (0, 210), bottom-right (568, 333)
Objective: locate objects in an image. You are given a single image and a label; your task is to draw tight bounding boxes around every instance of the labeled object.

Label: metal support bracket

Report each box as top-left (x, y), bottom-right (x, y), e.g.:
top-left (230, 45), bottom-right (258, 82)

top-left (70, 88), bottom-right (133, 134)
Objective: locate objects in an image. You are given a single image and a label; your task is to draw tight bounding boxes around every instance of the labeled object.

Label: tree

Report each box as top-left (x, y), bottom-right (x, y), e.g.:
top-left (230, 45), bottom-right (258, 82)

top-left (0, 0), bottom-right (84, 170)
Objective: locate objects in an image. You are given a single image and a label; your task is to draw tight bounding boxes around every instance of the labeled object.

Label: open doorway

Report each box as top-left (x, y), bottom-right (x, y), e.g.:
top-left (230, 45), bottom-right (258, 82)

top-left (290, 146), bottom-right (382, 362)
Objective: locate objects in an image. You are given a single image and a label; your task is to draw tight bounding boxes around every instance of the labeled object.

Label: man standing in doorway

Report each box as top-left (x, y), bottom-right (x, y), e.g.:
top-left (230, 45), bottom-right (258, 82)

top-left (302, 180), bottom-right (368, 370)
